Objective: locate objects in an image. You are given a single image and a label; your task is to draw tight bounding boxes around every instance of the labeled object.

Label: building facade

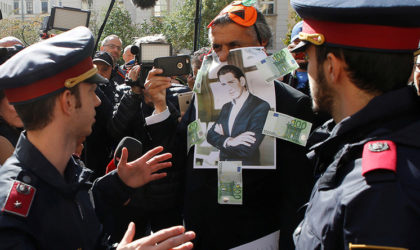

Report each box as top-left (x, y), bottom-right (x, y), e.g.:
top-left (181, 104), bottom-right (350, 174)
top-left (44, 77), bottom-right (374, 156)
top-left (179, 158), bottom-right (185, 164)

top-left (1, 0), bottom-right (89, 20)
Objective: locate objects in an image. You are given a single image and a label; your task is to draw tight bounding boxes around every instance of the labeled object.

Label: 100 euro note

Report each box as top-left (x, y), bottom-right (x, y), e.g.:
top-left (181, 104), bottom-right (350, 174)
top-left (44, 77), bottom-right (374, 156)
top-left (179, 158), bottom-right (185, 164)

top-left (262, 111), bottom-right (312, 146)
top-left (256, 48), bottom-right (299, 83)
top-left (187, 119), bottom-right (205, 152)
top-left (193, 55), bottom-right (212, 94)
top-left (218, 161), bottom-right (243, 205)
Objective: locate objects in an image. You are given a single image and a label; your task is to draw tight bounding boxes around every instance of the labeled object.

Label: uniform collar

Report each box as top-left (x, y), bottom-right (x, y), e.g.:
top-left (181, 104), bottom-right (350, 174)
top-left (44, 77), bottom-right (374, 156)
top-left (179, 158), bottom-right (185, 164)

top-left (14, 133), bottom-right (92, 196)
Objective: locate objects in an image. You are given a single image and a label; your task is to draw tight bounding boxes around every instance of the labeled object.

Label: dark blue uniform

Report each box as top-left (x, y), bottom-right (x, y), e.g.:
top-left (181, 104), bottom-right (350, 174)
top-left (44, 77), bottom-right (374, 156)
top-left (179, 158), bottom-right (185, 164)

top-left (0, 133), bottom-right (131, 249)
top-left (294, 86), bottom-right (420, 249)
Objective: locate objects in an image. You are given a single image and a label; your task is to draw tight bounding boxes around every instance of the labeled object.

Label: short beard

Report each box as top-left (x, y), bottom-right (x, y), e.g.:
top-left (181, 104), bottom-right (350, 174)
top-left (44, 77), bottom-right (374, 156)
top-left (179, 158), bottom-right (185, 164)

top-left (298, 62), bottom-right (308, 70)
top-left (310, 65), bottom-right (334, 115)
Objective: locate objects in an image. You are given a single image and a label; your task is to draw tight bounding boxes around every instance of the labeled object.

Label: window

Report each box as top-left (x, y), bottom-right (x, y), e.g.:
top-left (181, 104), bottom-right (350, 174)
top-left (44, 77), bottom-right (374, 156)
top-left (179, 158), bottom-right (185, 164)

top-left (41, 0), bottom-right (48, 14)
top-left (26, 0), bottom-right (33, 14)
top-left (259, 0), bottom-right (275, 15)
top-left (13, 0), bottom-right (19, 14)
top-left (154, 0), bottom-right (168, 17)
top-left (59, 1), bottom-right (62, 7)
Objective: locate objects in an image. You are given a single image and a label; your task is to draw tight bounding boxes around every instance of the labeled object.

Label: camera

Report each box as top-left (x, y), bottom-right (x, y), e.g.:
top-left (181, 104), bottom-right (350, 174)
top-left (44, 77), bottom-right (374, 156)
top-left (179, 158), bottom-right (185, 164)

top-left (129, 43), bottom-right (172, 87)
top-left (0, 45), bottom-right (24, 65)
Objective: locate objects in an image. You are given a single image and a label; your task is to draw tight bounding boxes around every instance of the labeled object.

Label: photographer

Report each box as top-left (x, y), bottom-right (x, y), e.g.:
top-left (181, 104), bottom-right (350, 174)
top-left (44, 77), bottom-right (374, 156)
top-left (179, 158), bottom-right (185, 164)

top-left (107, 35), bottom-right (188, 242)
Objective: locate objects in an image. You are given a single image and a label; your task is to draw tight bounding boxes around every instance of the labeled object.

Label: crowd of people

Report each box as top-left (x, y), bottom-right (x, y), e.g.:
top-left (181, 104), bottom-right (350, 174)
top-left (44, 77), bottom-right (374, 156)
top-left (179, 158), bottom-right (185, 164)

top-left (0, 0), bottom-right (419, 249)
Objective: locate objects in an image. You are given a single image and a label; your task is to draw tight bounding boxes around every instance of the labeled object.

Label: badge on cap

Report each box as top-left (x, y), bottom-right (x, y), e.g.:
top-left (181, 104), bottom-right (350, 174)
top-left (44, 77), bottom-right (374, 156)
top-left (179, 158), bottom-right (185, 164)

top-left (2, 180), bottom-right (36, 218)
top-left (362, 140), bottom-right (397, 176)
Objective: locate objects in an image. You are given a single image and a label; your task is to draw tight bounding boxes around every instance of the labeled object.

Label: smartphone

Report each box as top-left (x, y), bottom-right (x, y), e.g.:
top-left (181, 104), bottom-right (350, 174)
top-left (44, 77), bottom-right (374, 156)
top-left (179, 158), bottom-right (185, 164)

top-left (178, 91), bottom-right (194, 114)
top-left (154, 55), bottom-right (191, 76)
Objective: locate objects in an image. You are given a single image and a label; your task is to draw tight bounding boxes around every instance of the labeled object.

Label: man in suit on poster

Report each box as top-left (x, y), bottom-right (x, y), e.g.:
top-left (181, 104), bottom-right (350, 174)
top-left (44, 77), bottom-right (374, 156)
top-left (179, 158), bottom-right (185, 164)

top-left (207, 64), bottom-right (270, 165)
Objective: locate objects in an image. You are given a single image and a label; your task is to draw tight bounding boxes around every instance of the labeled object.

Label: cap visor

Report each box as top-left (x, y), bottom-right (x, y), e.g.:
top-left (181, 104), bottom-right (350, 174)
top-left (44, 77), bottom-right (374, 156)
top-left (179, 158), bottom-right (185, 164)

top-left (85, 73), bottom-right (109, 84)
top-left (290, 41), bottom-right (309, 53)
top-left (92, 58), bottom-right (111, 66)
top-left (291, 35), bottom-right (299, 43)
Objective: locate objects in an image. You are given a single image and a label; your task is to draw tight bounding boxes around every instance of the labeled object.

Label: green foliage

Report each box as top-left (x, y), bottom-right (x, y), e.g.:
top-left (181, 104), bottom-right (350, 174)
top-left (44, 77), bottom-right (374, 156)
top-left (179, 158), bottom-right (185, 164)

top-left (99, 3), bottom-right (141, 49)
top-left (282, 10), bottom-right (302, 46)
top-left (0, 16), bottom-right (45, 46)
top-left (139, 0), bottom-right (231, 52)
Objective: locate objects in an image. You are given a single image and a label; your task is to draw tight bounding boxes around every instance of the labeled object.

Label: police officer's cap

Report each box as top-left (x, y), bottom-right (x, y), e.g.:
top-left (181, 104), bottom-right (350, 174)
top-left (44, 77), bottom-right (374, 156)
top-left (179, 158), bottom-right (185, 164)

top-left (290, 0), bottom-right (420, 54)
top-left (0, 26), bottom-right (108, 105)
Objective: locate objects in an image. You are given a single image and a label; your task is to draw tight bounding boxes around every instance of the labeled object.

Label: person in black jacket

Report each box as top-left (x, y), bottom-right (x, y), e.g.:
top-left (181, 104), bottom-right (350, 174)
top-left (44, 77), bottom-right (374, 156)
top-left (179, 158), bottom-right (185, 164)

top-left (0, 26), bottom-right (195, 250)
top-left (139, 3), bottom-right (315, 249)
top-left (290, 1), bottom-right (420, 249)
top-left (106, 35), bottom-right (190, 242)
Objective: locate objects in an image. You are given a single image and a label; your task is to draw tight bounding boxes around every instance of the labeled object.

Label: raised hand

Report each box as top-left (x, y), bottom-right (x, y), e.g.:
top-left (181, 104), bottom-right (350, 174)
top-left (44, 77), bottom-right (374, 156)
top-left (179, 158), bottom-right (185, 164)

top-left (117, 146), bottom-right (172, 188)
top-left (117, 222), bottom-right (195, 250)
top-left (144, 68), bottom-right (171, 113)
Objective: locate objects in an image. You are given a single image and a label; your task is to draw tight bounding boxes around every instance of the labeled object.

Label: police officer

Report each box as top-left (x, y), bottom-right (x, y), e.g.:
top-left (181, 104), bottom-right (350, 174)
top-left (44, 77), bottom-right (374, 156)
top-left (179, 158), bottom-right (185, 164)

top-left (290, 0), bottom-right (420, 249)
top-left (0, 27), bottom-right (195, 249)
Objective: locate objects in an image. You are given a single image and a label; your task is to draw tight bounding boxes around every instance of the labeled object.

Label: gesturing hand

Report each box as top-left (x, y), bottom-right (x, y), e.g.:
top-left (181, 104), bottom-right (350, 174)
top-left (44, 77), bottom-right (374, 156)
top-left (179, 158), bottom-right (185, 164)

top-left (117, 222), bottom-right (195, 250)
top-left (226, 131), bottom-right (256, 147)
top-left (117, 146), bottom-right (172, 188)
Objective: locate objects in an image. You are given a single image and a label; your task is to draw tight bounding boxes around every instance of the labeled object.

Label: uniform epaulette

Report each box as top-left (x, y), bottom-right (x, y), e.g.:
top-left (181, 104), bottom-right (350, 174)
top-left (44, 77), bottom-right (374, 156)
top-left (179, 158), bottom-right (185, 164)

top-left (362, 140), bottom-right (397, 176)
top-left (2, 180), bottom-right (36, 218)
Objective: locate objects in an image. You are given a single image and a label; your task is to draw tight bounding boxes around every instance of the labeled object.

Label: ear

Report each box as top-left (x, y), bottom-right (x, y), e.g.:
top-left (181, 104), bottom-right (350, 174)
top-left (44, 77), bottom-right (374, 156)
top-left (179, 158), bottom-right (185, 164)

top-left (325, 52), bottom-right (346, 85)
top-left (58, 89), bottom-right (75, 116)
top-left (240, 76), bottom-right (247, 87)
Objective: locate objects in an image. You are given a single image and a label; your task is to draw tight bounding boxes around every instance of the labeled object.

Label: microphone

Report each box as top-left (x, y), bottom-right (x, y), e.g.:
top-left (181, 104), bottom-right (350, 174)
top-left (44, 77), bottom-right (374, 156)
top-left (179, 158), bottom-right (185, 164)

top-left (131, 0), bottom-right (158, 9)
top-left (114, 136), bottom-right (143, 165)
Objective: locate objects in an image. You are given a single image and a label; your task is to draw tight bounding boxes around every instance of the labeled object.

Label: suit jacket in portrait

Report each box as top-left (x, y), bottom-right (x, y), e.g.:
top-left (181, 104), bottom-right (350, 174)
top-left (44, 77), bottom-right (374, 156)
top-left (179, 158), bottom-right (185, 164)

top-left (206, 93), bottom-right (270, 165)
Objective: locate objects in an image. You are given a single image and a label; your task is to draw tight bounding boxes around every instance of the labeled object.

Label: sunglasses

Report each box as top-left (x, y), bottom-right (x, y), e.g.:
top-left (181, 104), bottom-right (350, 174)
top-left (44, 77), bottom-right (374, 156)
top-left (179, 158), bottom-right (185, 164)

top-left (207, 1), bottom-right (262, 45)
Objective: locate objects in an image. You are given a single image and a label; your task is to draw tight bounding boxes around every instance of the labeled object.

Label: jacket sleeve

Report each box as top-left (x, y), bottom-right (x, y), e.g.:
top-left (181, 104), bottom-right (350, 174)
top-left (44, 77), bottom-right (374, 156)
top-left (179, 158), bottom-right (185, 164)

top-left (207, 101), bottom-right (270, 159)
top-left (107, 91), bottom-right (142, 143)
top-left (274, 81), bottom-right (315, 249)
top-left (0, 220), bottom-right (38, 249)
top-left (342, 169), bottom-right (419, 249)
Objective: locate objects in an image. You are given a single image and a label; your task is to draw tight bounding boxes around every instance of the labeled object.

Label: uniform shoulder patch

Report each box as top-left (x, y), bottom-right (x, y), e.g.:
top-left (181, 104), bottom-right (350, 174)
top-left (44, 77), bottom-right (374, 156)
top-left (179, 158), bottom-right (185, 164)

top-left (2, 180), bottom-right (36, 218)
top-left (362, 140), bottom-right (397, 176)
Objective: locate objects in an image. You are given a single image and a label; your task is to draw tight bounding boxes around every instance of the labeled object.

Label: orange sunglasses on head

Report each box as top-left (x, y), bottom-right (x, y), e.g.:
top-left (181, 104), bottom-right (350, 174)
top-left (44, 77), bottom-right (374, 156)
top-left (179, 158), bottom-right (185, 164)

top-left (207, 1), bottom-right (263, 45)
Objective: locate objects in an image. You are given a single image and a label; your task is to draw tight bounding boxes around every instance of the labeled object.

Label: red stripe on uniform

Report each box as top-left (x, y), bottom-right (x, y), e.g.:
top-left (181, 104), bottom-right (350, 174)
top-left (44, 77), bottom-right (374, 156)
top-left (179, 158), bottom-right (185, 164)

top-left (5, 57), bottom-right (94, 104)
top-left (303, 19), bottom-right (420, 51)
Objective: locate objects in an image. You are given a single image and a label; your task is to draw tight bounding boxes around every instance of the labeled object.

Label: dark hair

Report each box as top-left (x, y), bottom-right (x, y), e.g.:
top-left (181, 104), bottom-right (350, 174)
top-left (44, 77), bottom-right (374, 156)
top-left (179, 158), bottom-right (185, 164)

top-left (0, 90), bottom-right (4, 102)
top-left (315, 45), bottom-right (414, 94)
top-left (14, 85), bottom-right (81, 131)
top-left (211, 8), bottom-right (272, 48)
top-left (217, 64), bottom-right (245, 80)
